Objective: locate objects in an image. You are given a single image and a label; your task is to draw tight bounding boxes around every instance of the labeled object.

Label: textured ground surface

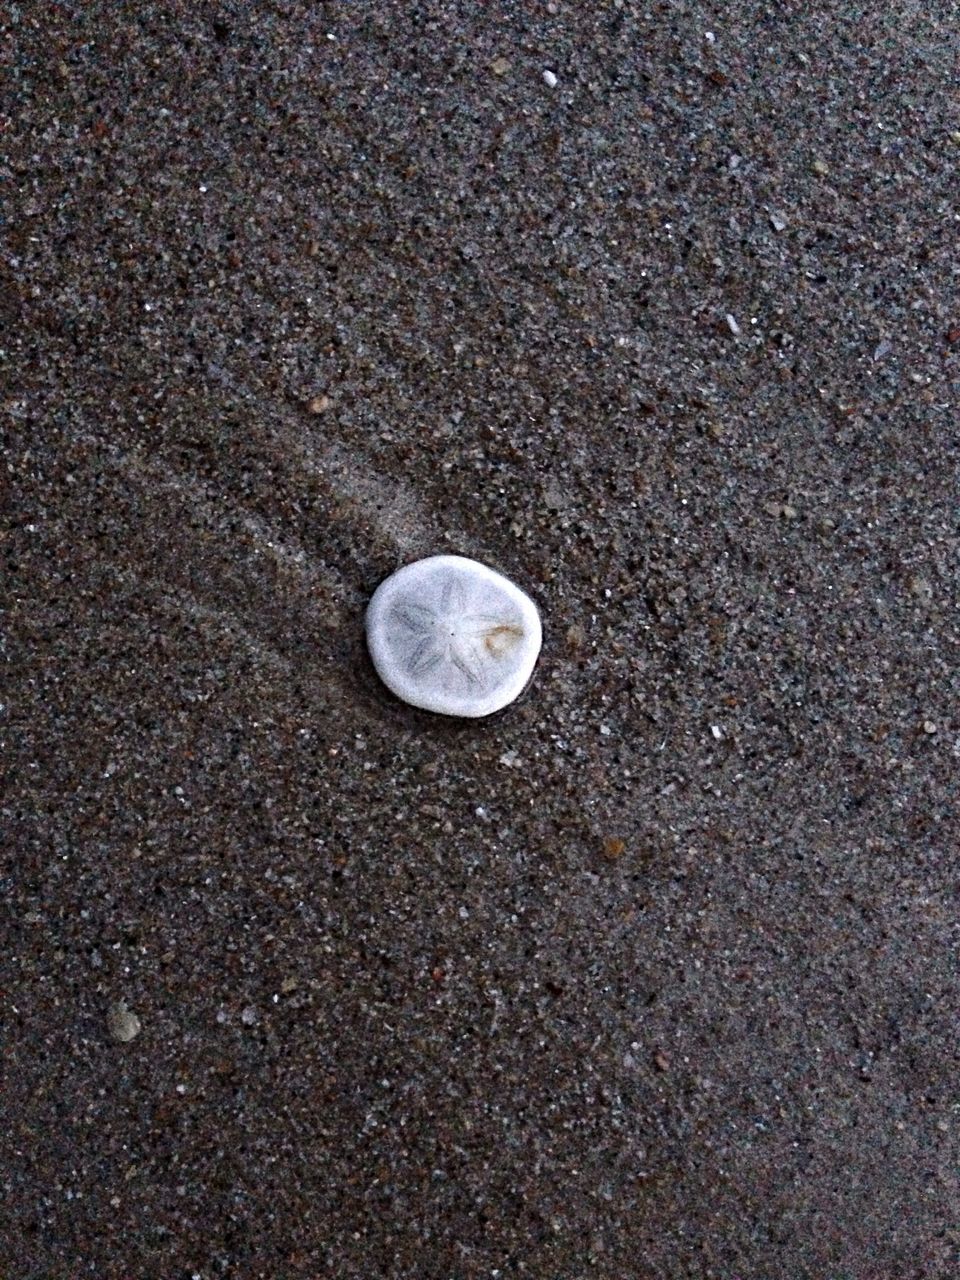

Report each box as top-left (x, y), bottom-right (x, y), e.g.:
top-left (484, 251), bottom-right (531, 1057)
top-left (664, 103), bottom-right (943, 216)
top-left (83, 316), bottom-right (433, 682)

top-left (3, 2), bottom-right (959, 1277)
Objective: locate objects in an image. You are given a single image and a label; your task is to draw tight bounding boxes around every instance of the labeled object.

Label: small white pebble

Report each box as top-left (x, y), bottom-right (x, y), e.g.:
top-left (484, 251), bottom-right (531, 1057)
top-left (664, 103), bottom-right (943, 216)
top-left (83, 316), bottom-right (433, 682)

top-left (726, 313), bottom-right (741, 336)
top-left (599, 723), bottom-right (612, 736)
top-left (923, 720), bottom-right (937, 735)
top-left (107, 1002), bottom-right (141, 1043)
top-left (542, 69), bottom-right (558, 88)
top-left (769, 211), bottom-right (788, 232)
top-left (711, 724), bottom-right (723, 740)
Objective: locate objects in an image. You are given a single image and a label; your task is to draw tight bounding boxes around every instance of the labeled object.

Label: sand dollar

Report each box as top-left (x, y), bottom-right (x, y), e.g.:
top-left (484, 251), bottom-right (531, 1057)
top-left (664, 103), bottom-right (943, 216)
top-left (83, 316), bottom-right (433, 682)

top-left (365, 555), bottom-right (542, 717)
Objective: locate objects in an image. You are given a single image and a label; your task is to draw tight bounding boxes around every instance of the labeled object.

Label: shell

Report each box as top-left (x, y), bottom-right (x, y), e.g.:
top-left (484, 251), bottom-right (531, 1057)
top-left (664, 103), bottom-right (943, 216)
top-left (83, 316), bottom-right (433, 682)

top-left (365, 555), bottom-right (542, 717)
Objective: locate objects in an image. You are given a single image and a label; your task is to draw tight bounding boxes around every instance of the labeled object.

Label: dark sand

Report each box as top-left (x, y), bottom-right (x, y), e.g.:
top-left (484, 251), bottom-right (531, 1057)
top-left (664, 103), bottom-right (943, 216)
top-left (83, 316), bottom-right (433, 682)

top-left (3, 3), bottom-right (959, 1276)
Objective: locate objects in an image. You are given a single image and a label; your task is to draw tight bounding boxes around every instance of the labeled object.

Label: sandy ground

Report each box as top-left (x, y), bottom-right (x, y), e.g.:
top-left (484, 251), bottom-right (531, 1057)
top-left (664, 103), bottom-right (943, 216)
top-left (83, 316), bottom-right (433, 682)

top-left (3, 2), bottom-right (959, 1276)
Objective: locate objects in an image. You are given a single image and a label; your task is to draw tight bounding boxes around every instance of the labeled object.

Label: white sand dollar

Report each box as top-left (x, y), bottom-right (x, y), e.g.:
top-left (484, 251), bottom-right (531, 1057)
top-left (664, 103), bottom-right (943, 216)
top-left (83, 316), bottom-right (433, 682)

top-left (366, 555), bottom-right (542, 717)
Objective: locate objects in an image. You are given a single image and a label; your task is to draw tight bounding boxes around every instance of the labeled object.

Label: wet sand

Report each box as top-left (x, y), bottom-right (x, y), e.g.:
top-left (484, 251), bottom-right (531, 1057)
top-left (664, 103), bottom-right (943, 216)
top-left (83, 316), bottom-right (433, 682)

top-left (4, 3), bottom-right (959, 1276)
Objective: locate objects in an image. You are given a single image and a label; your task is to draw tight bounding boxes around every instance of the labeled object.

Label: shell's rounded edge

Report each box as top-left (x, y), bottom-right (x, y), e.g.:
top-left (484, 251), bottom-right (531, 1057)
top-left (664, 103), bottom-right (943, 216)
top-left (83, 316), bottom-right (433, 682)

top-left (365, 555), bottom-right (543, 718)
